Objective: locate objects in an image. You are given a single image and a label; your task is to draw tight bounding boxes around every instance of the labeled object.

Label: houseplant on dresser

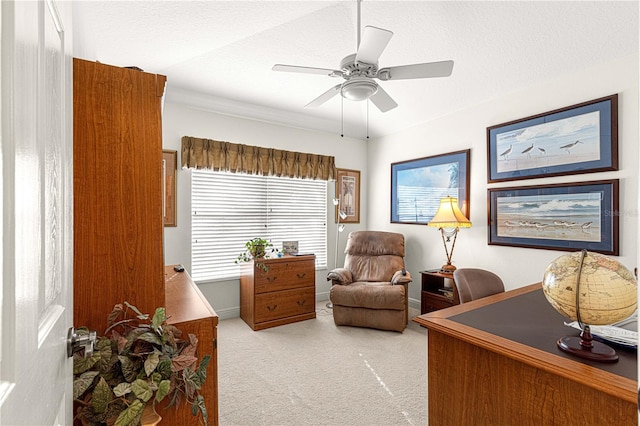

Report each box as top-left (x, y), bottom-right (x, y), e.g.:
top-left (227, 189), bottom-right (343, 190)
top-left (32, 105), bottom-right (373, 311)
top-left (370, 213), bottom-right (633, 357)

top-left (73, 302), bottom-right (211, 426)
top-left (235, 237), bottom-right (278, 272)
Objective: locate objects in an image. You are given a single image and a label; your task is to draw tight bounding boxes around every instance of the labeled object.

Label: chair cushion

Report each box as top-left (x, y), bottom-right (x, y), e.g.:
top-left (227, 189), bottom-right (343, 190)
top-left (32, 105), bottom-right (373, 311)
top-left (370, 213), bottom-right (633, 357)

top-left (330, 282), bottom-right (406, 311)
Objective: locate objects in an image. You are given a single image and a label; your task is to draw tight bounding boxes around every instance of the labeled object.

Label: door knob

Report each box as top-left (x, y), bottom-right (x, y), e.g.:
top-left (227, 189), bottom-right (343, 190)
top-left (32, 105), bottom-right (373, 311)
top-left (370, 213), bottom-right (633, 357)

top-left (67, 327), bottom-right (96, 358)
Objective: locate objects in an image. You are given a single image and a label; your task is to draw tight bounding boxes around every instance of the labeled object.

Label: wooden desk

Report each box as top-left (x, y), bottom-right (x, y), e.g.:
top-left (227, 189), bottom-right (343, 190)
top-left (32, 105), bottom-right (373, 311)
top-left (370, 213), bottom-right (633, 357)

top-left (413, 283), bottom-right (637, 426)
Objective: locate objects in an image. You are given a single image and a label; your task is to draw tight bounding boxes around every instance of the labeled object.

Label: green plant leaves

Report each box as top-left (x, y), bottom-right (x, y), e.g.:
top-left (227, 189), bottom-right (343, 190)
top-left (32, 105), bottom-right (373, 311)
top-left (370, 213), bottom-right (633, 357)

top-left (131, 379), bottom-right (153, 403)
top-left (155, 379), bottom-right (171, 402)
top-left (114, 398), bottom-right (144, 426)
top-left (156, 359), bottom-right (173, 379)
top-left (183, 355), bottom-right (211, 399)
top-left (73, 351), bottom-right (98, 375)
top-left (118, 355), bottom-right (141, 382)
top-left (92, 377), bottom-right (113, 414)
top-left (151, 307), bottom-right (166, 332)
top-left (136, 331), bottom-right (162, 346)
top-left (73, 302), bottom-right (211, 426)
top-left (144, 351), bottom-right (160, 376)
top-left (73, 371), bottom-right (99, 399)
top-left (124, 301), bottom-right (149, 320)
top-left (193, 394), bottom-right (208, 425)
top-left (112, 382), bottom-right (131, 397)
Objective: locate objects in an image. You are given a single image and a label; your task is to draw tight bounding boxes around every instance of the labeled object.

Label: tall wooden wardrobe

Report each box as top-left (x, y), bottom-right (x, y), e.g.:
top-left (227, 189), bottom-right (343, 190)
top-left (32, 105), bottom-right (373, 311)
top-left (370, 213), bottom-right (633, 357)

top-left (73, 59), bottom-right (218, 425)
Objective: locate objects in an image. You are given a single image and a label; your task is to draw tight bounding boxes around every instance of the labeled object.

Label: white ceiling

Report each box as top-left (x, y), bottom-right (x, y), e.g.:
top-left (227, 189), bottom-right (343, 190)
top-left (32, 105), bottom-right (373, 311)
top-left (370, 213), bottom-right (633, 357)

top-left (72, 1), bottom-right (638, 140)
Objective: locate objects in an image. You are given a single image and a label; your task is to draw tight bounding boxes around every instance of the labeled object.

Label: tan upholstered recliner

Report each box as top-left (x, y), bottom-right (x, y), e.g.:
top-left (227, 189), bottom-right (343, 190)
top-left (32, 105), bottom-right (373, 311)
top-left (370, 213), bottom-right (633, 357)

top-left (327, 231), bottom-right (412, 332)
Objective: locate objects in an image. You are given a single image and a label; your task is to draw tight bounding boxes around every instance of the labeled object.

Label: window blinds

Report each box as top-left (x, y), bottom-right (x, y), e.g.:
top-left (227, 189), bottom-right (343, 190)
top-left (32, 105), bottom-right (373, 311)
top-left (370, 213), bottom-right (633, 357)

top-left (191, 170), bottom-right (328, 282)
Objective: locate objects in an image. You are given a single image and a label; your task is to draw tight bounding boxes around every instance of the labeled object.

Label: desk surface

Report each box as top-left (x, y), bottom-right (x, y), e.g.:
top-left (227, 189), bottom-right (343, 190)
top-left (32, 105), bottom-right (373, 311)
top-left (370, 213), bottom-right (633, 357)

top-left (414, 283), bottom-right (637, 403)
top-left (164, 265), bottom-right (218, 326)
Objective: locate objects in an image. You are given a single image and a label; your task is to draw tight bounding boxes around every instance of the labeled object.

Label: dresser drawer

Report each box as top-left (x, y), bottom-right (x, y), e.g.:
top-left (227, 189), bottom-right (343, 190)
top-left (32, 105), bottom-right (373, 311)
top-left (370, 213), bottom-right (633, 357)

top-left (255, 259), bottom-right (314, 293)
top-left (254, 287), bottom-right (315, 323)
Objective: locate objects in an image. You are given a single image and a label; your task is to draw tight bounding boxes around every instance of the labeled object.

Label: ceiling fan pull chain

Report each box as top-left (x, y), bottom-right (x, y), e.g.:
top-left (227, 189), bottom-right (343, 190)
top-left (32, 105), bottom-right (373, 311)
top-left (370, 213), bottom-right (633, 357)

top-left (366, 100), bottom-right (369, 140)
top-left (341, 96), bottom-right (344, 138)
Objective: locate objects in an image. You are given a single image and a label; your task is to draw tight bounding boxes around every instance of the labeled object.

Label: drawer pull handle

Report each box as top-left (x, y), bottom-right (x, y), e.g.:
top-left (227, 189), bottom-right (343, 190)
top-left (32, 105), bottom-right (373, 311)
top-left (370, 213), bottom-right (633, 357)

top-left (296, 273), bottom-right (306, 279)
top-left (267, 304), bottom-right (278, 312)
top-left (266, 276), bottom-right (278, 283)
top-left (297, 300), bottom-right (306, 306)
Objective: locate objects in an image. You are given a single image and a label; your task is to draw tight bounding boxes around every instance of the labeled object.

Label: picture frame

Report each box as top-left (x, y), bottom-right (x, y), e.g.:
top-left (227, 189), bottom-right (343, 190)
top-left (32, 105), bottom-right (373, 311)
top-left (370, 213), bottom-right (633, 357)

top-left (487, 94), bottom-right (618, 183)
top-left (391, 149), bottom-right (470, 225)
top-left (336, 168), bottom-right (360, 223)
top-left (487, 179), bottom-right (619, 255)
top-left (162, 150), bottom-right (177, 227)
top-left (282, 241), bottom-right (298, 255)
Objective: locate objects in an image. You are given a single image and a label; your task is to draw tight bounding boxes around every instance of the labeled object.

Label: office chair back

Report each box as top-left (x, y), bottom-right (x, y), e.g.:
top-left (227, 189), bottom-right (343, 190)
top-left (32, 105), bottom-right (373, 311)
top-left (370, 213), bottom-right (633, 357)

top-left (453, 268), bottom-right (505, 303)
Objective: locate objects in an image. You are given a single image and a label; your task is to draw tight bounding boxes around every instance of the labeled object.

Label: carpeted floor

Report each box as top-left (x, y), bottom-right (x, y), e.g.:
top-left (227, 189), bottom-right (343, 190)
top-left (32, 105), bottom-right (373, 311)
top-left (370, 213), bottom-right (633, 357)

top-left (217, 302), bottom-right (428, 425)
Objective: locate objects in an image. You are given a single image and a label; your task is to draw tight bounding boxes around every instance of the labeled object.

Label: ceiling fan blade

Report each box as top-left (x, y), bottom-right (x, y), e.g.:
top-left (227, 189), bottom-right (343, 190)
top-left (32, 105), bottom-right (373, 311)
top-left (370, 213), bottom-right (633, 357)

top-left (369, 86), bottom-right (398, 112)
top-left (273, 64), bottom-right (343, 77)
top-left (355, 26), bottom-right (393, 64)
top-left (378, 60), bottom-right (454, 81)
top-left (305, 84), bottom-right (342, 108)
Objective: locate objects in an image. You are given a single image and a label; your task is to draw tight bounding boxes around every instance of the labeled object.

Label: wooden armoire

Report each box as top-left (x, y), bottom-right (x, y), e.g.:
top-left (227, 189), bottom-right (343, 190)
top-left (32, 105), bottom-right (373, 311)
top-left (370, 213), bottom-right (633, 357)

top-left (73, 58), bottom-right (218, 425)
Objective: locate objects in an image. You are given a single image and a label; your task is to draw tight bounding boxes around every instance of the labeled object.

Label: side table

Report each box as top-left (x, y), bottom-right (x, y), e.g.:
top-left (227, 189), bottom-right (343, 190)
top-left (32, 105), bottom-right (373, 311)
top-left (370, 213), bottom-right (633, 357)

top-left (420, 269), bottom-right (460, 314)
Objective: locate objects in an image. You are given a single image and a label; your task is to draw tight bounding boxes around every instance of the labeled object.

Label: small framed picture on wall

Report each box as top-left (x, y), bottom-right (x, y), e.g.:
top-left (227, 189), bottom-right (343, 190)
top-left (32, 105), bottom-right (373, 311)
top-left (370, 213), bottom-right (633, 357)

top-left (336, 168), bottom-right (360, 224)
top-left (162, 150), bottom-right (177, 227)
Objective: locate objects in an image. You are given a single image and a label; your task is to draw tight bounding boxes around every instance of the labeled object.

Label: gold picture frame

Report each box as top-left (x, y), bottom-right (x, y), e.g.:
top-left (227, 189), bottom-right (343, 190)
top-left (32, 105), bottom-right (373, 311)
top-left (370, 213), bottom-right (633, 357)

top-left (336, 168), bottom-right (360, 224)
top-left (162, 150), bottom-right (177, 227)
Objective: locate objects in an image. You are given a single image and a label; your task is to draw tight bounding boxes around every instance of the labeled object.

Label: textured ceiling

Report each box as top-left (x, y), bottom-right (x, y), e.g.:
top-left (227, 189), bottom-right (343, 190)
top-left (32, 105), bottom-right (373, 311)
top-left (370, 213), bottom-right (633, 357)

top-left (72, 1), bottom-right (638, 140)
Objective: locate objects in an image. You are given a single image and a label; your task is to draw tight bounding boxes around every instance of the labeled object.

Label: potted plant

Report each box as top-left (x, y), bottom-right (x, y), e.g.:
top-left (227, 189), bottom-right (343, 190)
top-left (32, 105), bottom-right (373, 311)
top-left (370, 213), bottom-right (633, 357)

top-left (235, 237), bottom-right (278, 271)
top-left (73, 302), bottom-right (211, 426)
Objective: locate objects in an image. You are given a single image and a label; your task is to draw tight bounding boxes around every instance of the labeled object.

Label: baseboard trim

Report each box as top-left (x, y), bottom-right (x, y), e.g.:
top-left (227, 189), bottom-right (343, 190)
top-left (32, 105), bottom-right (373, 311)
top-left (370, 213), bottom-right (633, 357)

top-left (216, 295), bottom-right (422, 321)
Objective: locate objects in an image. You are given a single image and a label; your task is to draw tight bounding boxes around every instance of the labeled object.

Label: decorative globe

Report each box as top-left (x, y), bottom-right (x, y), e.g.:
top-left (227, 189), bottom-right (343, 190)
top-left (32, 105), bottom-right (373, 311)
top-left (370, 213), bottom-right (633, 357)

top-left (542, 251), bottom-right (637, 325)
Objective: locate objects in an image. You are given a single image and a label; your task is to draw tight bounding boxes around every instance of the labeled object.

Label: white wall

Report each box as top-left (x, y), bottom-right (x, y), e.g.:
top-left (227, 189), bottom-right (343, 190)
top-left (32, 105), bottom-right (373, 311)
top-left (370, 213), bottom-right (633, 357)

top-left (162, 54), bottom-right (638, 318)
top-left (368, 54), bottom-right (639, 305)
top-left (161, 101), bottom-right (367, 318)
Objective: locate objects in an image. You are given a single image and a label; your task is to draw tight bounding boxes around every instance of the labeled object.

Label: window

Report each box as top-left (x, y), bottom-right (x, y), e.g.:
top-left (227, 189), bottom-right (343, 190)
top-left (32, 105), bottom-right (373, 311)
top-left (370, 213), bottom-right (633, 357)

top-left (191, 170), bottom-right (328, 282)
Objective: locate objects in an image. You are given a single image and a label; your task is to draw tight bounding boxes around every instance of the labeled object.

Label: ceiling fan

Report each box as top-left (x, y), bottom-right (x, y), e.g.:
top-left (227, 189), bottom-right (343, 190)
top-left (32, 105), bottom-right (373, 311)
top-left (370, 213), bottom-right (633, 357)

top-left (272, 1), bottom-right (454, 113)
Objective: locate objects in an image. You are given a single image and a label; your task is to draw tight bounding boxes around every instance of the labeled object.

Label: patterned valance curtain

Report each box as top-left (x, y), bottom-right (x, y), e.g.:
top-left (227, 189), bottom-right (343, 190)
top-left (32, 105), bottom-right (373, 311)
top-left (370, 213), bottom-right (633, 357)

top-left (181, 136), bottom-right (337, 181)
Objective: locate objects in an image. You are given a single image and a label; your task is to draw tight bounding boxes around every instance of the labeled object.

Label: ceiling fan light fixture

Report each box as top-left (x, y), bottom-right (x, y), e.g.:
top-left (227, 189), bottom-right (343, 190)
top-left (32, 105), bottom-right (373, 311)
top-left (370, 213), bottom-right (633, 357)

top-left (341, 78), bottom-right (378, 101)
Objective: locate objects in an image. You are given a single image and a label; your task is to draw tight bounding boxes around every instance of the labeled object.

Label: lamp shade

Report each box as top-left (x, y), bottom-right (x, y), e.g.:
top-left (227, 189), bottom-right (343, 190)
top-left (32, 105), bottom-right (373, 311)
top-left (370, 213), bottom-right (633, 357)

top-left (427, 196), bottom-right (471, 228)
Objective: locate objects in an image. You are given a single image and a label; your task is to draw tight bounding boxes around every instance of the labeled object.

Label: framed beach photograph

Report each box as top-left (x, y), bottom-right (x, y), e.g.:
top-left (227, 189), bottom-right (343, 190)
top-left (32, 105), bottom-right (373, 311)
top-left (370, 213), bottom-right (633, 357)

top-left (391, 150), bottom-right (470, 224)
top-left (488, 180), bottom-right (619, 255)
top-left (487, 94), bottom-right (618, 183)
top-left (336, 168), bottom-right (360, 223)
top-left (162, 150), bottom-right (177, 227)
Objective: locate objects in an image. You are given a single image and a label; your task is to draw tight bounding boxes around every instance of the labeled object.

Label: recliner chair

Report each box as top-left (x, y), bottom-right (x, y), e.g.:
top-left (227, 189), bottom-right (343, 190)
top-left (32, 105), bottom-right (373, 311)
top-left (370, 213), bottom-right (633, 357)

top-left (327, 231), bottom-right (412, 332)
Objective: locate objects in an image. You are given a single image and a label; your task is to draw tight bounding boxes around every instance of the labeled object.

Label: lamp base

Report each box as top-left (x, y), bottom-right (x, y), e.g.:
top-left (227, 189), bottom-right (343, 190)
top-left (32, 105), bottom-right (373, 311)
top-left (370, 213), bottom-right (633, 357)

top-left (557, 326), bottom-right (618, 362)
top-left (440, 264), bottom-right (456, 274)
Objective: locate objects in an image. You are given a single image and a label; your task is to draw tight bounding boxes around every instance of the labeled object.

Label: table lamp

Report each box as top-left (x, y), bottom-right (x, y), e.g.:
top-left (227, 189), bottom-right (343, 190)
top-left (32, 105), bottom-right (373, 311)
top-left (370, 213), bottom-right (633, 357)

top-left (427, 196), bottom-right (471, 274)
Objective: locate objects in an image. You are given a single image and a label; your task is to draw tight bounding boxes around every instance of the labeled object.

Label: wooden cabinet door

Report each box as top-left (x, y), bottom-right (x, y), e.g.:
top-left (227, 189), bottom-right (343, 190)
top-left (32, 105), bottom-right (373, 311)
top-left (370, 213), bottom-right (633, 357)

top-left (73, 59), bottom-right (166, 332)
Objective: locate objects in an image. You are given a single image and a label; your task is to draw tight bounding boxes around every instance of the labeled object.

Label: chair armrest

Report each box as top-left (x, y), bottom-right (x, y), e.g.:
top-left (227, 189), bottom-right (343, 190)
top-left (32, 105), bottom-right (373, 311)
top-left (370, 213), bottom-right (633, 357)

top-left (391, 270), bottom-right (412, 285)
top-left (327, 268), bottom-right (353, 285)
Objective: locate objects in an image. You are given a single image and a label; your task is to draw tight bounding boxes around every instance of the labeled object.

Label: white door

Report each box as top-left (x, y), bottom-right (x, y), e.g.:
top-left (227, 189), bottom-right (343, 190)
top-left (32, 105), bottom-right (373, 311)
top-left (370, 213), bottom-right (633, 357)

top-left (0, 0), bottom-right (73, 424)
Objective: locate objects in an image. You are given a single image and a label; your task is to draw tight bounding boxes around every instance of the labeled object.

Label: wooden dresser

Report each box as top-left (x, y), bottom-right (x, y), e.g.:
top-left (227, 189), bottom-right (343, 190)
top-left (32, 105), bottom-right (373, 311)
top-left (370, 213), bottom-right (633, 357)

top-left (240, 255), bottom-right (316, 330)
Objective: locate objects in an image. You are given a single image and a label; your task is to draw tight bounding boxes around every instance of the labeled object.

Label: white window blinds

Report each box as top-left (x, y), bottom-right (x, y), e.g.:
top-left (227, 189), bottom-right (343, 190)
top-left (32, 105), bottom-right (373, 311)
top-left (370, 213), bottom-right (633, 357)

top-left (191, 170), bottom-right (328, 282)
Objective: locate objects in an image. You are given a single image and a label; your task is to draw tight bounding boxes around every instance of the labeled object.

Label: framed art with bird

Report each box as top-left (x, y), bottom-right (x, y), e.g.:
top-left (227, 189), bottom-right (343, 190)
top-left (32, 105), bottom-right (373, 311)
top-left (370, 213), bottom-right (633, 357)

top-left (486, 94), bottom-right (618, 183)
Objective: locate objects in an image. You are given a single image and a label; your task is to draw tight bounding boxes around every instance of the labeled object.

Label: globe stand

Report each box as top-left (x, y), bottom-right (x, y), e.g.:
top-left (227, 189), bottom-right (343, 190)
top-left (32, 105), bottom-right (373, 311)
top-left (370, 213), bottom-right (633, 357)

top-left (555, 250), bottom-right (620, 363)
top-left (557, 325), bottom-right (618, 362)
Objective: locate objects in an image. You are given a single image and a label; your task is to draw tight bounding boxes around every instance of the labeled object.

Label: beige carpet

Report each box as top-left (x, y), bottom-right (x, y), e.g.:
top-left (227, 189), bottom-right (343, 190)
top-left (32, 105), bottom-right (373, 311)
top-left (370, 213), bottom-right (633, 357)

top-left (217, 302), bottom-right (428, 425)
